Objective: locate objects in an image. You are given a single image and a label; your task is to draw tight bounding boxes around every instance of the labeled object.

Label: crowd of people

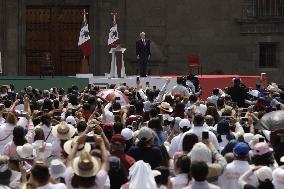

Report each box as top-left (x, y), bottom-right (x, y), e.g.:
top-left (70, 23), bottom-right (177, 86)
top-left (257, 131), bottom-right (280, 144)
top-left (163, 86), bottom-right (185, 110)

top-left (0, 75), bottom-right (283, 189)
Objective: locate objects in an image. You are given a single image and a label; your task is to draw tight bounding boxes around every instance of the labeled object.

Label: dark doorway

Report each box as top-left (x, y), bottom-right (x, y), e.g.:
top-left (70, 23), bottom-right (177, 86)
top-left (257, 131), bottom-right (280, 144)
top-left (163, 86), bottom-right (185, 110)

top-left (26, 6), bottom-right (89, 76)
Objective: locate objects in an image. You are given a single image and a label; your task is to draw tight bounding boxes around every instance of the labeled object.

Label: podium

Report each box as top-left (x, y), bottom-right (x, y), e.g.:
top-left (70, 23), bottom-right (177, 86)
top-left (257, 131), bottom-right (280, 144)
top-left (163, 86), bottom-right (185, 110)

top-left (109, 46), bottom-right (126, 78)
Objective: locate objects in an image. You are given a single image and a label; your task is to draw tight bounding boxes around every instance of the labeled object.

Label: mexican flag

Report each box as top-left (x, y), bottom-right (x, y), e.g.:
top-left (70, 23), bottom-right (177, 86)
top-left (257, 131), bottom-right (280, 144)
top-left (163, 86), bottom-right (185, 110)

top-left (108, 24), bottom-right (119, 46)
top-left (78, 12), bottom-right (91, 57)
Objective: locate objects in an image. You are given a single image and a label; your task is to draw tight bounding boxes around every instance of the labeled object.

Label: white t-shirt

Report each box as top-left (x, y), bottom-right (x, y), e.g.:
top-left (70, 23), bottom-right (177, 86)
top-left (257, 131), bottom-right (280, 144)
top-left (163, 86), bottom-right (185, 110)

top-left (168, 134), bottom-right (183, 158)
top-left (273, 167), bottom-right (284, 189)
top-left (178, 126), bottom-right (220, 151)
top-left (218, 160), bottom-right (256, 189)
top-left (170, 173), bottom-right (189, 189)
top-left (65, 167), bottom-right (108, 189)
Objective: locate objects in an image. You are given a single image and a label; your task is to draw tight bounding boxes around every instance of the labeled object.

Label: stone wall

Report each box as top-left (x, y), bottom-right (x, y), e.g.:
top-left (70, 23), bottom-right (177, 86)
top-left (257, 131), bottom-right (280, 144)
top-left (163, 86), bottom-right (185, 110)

top-left (0, 0), bottom-right (283, 82)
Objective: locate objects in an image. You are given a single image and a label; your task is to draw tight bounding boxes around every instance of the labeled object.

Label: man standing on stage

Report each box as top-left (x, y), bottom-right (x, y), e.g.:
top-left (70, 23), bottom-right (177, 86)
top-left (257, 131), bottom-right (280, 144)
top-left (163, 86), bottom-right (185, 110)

top-left (136, 32), bottom-right (151, 77)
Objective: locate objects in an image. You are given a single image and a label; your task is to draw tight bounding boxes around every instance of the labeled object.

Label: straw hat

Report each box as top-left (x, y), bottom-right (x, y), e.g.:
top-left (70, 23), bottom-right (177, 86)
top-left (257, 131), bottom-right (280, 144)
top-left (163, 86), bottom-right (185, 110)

top-left (71, 151), bottom-right (101, 177)
top-left (63, 136), bottom-right (91, 155)
top-left (158, 102), bottom-right (173, 113)
top-left (52, 121), bottom-right (76, 140)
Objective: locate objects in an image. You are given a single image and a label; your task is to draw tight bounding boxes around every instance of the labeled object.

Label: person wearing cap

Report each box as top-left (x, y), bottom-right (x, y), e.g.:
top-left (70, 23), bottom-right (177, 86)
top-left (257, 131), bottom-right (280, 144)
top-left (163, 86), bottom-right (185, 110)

top-left (189, 142), bottom-right (226, 182)
top-left (64, 134), bottom-right (109, 189)
top-left (178, 114), bottom-right (220, 151)
top-left (239, 166), bottom-right (274, 189)
top-left (63, 136), bottom-right (92, 157)
top-left (159, 102), bottom-right (174, 117)
top-left (110, 134), bottom-right (135, 171)
top-left (51, 121), bottom-right (76, 157)
top-left (49, 159), bottom-right (66, 183)
top-left (168, 118), bottom-right (191, 158)
top-left (251, 142), bottom-right (278, 169)
top-left (121, 128), bottom-right (134, 153)
top-left (128, 127), bottom-right (163, 169)
top-left (218, 142), bottom-right (256, 189)
top-left (171, 77), bottom-right (191, 97)
top-left (65, 116), bottom-right (77, 126)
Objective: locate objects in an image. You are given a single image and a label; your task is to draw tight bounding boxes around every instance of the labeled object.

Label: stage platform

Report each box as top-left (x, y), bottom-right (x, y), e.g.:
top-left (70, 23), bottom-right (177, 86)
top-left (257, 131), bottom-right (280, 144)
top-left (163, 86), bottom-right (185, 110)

top-left (0, 74), bottom-right (266, 99)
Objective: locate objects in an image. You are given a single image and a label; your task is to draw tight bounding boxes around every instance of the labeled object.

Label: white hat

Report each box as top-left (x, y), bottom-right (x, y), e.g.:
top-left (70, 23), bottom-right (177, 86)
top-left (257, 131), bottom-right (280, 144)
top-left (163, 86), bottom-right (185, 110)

top-left (66, 116), bottom-right (76, 126)
top-left (190, 142), bottom-right (212, 164)
top-left (243, 133), bottom-right (254, 144)
top-left (179, 119), bottom-right (191, 129)
top-left (162, 114), bottom-right (174, 122)
top-left (158, 102), bottom-right (173, 113)
top-left (255, 166), bottom-right (273, 182)
top-left (49, 159), bottom-right (66, 179)
top-left (138, 127), bottom-right (154, 141)
top-left (63, 136), bottom-right (91, 155)
top-left (121, 128), bottom-right (133, 141)
top-left (249, 134), bottom-right (265, 149)
top-left (16, 143), bottom-right (37, 160)
top-left (52, 121), bottom-right (76, 140)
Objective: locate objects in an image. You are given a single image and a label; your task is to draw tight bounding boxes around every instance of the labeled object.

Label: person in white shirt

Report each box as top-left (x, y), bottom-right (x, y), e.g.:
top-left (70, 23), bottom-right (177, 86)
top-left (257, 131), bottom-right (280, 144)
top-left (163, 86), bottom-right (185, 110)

top-left (218, 142), bottom-right (256, 189)
top-left (23, 164), bottom-right (67, 189)
top-left (170, 155), bottom-right (191, 189)
top-left (178, 114), bottom-right (220, 151)
top-left (168, 119), bottom-right (191, 158)
top-left (207, 88), bottom-right (220, 106)
top-left (171, 77), bottom-right (191, 97)
top-left (0, 113), bottom-right (17, 155)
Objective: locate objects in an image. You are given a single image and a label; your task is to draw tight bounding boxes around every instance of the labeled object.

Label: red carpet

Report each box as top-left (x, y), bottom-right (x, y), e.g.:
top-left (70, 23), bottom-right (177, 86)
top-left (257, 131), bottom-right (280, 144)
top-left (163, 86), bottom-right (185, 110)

top-left (161, 74), bottom-right (268, 99)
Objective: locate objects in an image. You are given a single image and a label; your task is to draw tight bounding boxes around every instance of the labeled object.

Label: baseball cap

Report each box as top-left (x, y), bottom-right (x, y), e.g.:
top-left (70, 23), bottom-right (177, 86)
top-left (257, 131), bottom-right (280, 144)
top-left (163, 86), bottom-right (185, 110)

top-left (137, 127), bottom-right (153, 141)
top-left (179, 119), bottom-right (191, 129)
top-left (66, 116), bottom-right (76, 126)
top-left (255, 166), bottom-right (272, 182)
top-left (233, 142), bottom-right (250, 157)
top-left (121, 128), bottom-right (133, 141)
top-left (111, 134), bottom-right (126, 144)
top-left (253, 142), bottom-right (271, 156)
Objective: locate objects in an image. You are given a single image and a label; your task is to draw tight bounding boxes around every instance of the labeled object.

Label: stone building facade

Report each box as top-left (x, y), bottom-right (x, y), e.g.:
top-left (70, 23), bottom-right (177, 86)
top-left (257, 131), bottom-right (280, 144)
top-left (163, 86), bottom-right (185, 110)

top-left (0, 0), bottom-right (284, 82)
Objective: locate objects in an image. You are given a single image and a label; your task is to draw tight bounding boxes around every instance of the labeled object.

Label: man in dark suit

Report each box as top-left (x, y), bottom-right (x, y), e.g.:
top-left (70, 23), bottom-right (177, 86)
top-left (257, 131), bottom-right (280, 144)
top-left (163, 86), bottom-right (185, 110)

top-left (136, 32), bottom-right (151, 77)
